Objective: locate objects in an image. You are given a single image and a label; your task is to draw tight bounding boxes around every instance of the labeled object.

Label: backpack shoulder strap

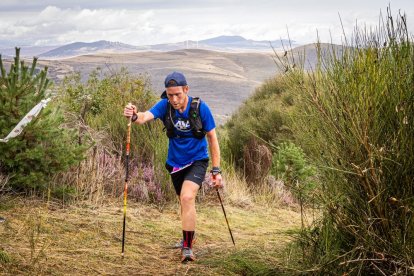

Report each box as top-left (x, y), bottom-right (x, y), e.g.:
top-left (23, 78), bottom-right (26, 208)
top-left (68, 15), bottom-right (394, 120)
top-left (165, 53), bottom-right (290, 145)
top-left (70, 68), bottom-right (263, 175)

top-left (164, 101), bottom-right (176, 138)
top-left (189, 97), bottom-right (206, 139)
top-left (190, 97), bottom-right (201, 118)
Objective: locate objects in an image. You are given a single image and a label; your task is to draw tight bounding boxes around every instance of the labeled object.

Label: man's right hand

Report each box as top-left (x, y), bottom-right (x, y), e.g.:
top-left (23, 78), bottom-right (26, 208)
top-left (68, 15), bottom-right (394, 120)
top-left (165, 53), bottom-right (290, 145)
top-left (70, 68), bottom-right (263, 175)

top-left (124, 103), bottom-right (137, 118)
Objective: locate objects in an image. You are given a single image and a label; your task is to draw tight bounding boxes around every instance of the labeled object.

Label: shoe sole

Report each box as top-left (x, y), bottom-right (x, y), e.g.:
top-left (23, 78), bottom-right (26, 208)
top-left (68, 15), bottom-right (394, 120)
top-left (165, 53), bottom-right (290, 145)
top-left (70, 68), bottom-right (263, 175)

top-left (181, 255), bottom-right (196, 263)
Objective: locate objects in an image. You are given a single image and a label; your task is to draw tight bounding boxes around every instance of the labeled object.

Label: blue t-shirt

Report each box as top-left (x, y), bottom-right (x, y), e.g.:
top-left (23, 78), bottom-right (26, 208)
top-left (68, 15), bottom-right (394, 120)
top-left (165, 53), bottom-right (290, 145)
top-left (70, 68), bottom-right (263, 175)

top-left (149, 96), bottom-right (216, 167)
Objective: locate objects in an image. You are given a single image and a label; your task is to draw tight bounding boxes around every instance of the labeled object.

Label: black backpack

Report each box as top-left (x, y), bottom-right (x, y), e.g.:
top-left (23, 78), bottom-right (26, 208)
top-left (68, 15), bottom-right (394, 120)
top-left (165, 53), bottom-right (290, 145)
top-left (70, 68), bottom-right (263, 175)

top-left (163, 97), bottom-right (206, 139)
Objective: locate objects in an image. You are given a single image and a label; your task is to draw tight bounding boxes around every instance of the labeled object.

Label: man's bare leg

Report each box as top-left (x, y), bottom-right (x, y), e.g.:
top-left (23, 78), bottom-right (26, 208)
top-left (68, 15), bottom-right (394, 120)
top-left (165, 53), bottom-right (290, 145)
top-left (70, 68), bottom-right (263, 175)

top-left (179, 180), bottom-right (199, 261)
top-left (180, 180), bottom-right (199, 231)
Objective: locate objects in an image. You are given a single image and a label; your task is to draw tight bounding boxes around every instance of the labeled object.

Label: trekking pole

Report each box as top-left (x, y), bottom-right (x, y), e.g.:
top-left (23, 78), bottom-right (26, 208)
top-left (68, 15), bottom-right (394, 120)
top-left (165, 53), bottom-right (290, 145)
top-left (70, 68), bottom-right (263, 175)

top-left (214, 176), bottom-right (235, 246)
top-left (122, 108), bottom-right (133, 257)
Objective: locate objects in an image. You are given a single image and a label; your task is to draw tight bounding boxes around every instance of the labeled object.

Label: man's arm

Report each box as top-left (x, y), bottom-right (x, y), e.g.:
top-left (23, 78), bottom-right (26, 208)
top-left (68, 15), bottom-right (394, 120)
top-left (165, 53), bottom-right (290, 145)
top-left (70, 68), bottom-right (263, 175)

top-left (206, 128), bottom-right (223, 188)
top-left (132, 111), bottom-right (154, 124)
top-left (206, 128), bottom-right (220, 167)
top-left (123, 104), bottom-right (154, 124)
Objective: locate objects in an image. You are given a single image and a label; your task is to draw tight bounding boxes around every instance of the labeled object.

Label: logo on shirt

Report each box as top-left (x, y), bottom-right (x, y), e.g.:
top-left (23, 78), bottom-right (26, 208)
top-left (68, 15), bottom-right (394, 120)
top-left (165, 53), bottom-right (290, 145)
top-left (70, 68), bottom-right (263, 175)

top-left (174, 118), bottom-right (191, 132)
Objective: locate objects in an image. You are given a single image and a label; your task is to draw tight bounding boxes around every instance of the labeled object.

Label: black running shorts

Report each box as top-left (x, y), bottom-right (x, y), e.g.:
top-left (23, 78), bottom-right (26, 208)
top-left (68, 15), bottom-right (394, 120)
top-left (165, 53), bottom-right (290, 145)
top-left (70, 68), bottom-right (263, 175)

top-left (165, 159), bottom-right (209, 195)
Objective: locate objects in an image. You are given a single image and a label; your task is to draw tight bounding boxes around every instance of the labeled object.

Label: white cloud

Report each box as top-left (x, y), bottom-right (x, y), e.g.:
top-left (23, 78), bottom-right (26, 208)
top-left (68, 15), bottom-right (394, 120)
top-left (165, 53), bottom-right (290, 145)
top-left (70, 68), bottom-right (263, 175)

top-left (0, 6), bottom-right (160, 45)
top-left (0, 1), bottom-right (413, 47)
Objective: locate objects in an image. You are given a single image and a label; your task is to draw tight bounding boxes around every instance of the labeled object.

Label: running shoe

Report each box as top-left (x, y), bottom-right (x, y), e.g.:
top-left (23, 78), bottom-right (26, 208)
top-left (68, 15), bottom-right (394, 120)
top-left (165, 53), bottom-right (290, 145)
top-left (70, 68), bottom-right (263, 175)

top-left (181, 247), bottom-right (196, 262)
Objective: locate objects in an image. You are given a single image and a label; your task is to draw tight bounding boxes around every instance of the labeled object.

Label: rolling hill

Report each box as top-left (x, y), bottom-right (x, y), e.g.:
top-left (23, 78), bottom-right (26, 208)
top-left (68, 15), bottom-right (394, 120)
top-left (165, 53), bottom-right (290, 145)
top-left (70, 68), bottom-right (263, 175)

top-left (2, 42), bottom-right (330, 125)
top-left (42, 48), bottom-right (279, 124)
top-left (16, 36), bottom-right (299, 59)
top-left (39, 40), bottom-right (146, 59)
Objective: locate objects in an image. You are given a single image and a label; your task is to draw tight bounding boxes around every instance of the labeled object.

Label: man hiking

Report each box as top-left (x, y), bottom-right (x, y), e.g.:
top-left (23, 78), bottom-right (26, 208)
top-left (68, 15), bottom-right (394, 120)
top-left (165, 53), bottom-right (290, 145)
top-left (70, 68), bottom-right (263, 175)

top-left (123, 71), bottom-right (223, 262)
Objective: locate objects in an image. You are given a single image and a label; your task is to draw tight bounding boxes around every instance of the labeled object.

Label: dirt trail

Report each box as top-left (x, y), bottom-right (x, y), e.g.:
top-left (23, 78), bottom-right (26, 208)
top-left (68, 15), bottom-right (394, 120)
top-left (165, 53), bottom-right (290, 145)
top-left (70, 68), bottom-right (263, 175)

top-left (0, 197), bottom-right (301, 275)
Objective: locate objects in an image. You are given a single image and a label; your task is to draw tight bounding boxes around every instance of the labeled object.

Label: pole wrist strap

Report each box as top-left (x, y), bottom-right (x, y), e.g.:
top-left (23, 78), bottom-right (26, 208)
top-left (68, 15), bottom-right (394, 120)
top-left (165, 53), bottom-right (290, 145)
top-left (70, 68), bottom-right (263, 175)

top-left (131, 113), bottom-right (138, 122)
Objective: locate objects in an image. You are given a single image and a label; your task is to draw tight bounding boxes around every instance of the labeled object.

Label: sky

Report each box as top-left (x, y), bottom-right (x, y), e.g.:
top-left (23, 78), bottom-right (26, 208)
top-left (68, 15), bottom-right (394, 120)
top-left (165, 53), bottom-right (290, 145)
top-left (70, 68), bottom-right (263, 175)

top-left (0, 0), bottom-right (413, 47)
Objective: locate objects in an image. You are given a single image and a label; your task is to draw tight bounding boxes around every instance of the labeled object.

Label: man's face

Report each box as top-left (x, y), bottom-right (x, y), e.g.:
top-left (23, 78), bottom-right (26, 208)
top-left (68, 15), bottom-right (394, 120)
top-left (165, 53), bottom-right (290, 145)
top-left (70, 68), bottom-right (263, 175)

top-left (166, 86), bottom-right (189, 110)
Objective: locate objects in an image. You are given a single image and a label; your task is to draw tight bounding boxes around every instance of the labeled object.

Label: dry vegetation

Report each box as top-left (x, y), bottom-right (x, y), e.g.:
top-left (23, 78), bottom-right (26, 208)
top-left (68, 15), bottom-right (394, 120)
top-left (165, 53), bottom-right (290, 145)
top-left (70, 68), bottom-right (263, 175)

top-left (0, 194), bottom-right (301, 275)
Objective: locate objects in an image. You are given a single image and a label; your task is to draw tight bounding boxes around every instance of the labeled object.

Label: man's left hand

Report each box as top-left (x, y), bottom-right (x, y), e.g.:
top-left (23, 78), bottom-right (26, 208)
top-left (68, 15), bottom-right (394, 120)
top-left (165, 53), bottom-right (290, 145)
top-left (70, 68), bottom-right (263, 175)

top-left (211, 173), bottom-right (223, 189)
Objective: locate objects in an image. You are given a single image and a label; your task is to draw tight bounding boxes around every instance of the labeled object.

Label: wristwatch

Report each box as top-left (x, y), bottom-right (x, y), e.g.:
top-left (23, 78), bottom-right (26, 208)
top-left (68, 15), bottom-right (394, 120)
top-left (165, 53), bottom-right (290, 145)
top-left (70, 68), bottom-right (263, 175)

top-left (210, 166), bottom-right (222, 176)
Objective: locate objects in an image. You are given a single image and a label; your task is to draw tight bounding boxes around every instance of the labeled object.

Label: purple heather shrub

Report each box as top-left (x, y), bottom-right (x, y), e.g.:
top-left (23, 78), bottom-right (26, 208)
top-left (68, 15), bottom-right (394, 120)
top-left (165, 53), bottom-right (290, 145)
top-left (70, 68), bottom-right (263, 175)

top-left (127, 162), bottom-right (165, 203)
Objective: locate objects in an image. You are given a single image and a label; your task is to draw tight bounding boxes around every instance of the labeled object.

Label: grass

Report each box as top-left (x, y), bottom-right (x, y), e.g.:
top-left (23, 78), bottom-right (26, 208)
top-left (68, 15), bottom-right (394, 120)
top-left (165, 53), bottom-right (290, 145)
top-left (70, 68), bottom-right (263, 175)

top-left (0, 250), bottom-right (10, 265)
top-left (0, 195), bottom-right (301, 275)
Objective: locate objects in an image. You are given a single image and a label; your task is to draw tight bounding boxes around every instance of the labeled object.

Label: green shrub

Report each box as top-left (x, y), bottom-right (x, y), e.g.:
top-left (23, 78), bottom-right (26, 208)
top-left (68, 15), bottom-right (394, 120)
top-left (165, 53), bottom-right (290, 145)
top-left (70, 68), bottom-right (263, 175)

top-left (223, 76), bottom-right (294, 179)
top-left (282, 94), bottom-right (294, 106)
top-left (51, 185), bottom-right (76, 202)
top-left (58, 69), bottom-right (173, 201)
top-left (271, 142), bottom-right (317, 205)
top-left (281, 9), bottom-right (414, 274)
top-left (0, 48), bottom-right (85, 192)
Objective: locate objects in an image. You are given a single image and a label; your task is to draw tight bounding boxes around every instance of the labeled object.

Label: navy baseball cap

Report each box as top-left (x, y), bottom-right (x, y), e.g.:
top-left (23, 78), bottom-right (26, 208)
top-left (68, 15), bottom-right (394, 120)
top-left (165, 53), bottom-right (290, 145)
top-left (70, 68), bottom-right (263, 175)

top-left (164, 71), bottom-right (188, 88)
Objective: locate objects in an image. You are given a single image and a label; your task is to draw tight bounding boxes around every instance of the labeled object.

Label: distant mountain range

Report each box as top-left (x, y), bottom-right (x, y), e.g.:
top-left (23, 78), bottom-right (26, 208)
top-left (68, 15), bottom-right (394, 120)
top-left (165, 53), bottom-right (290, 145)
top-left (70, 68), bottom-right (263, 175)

top-left (38, 40), bottom-right (145, 58)
top-left (149, 35), bottom-right (293, 53)
top-left (0, 36), bottom-right (298, 59)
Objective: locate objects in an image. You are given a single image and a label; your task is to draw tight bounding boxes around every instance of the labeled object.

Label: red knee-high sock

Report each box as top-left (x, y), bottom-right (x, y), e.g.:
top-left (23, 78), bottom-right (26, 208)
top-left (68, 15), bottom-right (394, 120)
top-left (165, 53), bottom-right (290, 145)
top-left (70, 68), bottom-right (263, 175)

top-left (183, 230), bottom-right (195, 249)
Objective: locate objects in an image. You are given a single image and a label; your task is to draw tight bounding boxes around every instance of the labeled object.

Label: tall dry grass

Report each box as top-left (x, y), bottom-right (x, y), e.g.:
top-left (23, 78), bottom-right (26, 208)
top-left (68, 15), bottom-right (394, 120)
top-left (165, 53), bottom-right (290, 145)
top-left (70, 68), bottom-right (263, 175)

top-left (278, 8), bottom-right (414, 274)
top-left (0, 174), bottom-right (10, 193)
